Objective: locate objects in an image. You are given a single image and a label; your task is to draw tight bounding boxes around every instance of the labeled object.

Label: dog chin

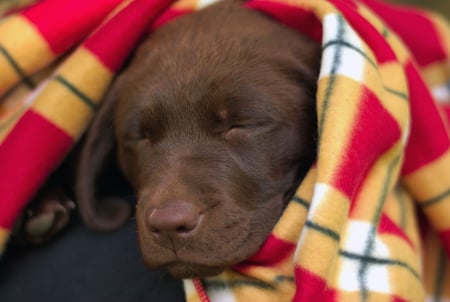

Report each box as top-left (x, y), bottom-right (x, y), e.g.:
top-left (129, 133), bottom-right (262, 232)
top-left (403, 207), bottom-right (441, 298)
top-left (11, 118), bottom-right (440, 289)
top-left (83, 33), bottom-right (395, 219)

top-left (161, 262), bottom-right (225, 278)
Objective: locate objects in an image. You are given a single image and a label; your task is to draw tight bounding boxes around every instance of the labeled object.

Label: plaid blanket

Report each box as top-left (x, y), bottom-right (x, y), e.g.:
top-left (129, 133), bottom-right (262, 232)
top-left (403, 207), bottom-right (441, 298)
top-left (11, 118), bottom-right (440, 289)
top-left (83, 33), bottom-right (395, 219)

top-left (1, 0), bottom-right (449, 301)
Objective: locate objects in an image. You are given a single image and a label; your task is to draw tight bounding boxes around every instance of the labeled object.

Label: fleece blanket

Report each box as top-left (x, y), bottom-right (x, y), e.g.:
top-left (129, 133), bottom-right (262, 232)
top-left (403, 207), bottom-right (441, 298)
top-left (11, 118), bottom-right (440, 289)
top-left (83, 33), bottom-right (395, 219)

top-left (0, 0), bottom-right (449, 301)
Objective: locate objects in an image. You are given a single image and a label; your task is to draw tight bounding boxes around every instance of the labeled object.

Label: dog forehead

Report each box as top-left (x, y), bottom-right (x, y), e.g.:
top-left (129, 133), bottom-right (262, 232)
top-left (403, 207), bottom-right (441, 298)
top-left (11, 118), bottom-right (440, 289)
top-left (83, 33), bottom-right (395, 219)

top-left (124, 3), bottom-right (303, 85)
top-left (116, 1), bottom-right (319, 128)
top-left (120, 45), bottom-right (269, 112)
top-left (117, 57), bottom-right (301, 136)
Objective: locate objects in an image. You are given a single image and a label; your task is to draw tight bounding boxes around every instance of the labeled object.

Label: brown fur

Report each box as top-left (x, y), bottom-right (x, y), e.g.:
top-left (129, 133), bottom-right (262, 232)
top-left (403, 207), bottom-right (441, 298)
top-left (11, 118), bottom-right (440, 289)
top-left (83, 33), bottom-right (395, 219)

top-left (76, 1), bottom-right (321, 278)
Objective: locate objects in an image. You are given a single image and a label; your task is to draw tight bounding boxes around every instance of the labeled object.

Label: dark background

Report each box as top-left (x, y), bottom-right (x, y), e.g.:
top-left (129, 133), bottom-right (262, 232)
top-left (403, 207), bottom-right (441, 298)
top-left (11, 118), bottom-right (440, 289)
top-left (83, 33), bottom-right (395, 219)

top-left (389, 0), bottom-right (450, 19)
top-left (0, 1), bottom-right (448, 301)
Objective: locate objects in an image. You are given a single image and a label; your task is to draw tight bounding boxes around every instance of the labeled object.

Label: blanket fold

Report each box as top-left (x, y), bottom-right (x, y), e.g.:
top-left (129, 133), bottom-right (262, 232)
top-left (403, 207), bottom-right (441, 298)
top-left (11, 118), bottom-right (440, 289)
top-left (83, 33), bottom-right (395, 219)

top-left (0, 0), bottom-right (449, 301)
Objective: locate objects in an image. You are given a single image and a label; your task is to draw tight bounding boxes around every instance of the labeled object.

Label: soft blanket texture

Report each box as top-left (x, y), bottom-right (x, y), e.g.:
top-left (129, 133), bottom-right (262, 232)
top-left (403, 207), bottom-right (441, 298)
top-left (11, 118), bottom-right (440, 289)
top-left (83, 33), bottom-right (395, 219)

top-left (0, 0), bottom-right (449, 301)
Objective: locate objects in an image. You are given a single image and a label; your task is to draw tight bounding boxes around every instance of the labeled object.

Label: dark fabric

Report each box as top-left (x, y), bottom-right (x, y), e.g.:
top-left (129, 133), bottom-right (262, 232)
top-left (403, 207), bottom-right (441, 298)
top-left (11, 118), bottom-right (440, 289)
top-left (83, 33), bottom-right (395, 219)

top-left (0, 217), bottom-right (185, 302)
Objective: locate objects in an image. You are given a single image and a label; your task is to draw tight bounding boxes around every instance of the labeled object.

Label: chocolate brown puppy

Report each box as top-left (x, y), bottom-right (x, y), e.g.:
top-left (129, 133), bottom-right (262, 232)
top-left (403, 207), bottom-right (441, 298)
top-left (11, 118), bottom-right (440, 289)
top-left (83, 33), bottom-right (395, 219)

top-left (76, 1), bottom-right (320, 278)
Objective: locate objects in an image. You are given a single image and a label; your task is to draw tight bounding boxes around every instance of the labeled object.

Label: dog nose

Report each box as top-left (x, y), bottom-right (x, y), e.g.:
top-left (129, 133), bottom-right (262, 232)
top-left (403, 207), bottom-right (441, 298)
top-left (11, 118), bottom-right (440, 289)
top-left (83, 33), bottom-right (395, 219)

top-left (146, 202), bottom-right (200, 239)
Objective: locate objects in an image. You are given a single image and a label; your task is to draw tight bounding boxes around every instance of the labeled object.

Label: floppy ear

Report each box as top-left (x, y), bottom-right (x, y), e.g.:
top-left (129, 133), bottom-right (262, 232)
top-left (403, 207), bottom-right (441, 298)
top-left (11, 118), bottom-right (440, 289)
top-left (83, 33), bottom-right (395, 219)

top-left (75, 80), bottom-right (131, 232)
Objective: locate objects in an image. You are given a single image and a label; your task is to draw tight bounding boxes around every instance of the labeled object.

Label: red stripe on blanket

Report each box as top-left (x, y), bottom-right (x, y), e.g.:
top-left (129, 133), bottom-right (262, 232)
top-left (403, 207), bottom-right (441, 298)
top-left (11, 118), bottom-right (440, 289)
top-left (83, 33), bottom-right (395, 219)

top-left (330, 0), bottom-right (397, 64)
top-left (22, 0), bottom-right (123, 54)
top-left (293, 267), bottom-right (336, 301)
top-left (393, 296), bottom-right (409, 302)
top-left (0, 110), bottom-right (73, 229)
top-left (245, 0), bottom-right (322, 43)
top-left (360, 0), bottom-right (448, 67)
top-left (438, 229), bottom-right (450, 258)
top-left (335, 87), bottom-right (401, 200)
top-left (84, 0), bottom-right (175, 72)
top-left (378, 214), bottom-right (415, 250)
top-left (402, 61), bottom-right (450, 175)
top-left (233, 234), bottom-right (296, 272)
top-left (441, 106), bottom-right (450, 124)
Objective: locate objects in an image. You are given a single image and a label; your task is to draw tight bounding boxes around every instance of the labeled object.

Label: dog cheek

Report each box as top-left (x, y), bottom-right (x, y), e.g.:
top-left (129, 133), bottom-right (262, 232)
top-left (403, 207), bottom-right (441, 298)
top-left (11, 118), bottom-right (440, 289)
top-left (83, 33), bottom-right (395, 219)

top-left (197, 207), bottom-right (255, 263)
top-left (117, 143), bottom-right (140, 187)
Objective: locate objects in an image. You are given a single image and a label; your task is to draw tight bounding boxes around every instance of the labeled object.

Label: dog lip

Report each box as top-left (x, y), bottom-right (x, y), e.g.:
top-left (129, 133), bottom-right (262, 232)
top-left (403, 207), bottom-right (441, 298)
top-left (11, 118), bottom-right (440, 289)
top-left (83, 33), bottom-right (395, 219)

top-left (141, 250), bottom-right (226, 278)
top-left (140, 233), bottom-right (251, 268)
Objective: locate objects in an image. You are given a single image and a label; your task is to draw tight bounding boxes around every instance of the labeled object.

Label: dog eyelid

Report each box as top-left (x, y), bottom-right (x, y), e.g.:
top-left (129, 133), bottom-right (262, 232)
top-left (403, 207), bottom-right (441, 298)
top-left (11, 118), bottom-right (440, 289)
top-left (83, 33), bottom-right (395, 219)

top-left (122, 128), bottom-right (149, 143)
top-left (223, 120), bottom-right (268, 140)
top-left (230, 117), bottom-right (273, 129)
top-left (227, 120), bottom-right (254, 131)
top-left (223, 126), bottom-right (245, 140)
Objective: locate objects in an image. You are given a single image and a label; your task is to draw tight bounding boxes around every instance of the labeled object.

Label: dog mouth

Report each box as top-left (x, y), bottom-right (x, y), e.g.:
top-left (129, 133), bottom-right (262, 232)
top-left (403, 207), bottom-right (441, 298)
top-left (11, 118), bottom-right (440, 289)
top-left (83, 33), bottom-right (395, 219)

top-left (137, 192), bottom-right (288, 278)
top-left (139, 241), bottom-right (232, 278)
top-left (138, 222), bottom-right (259, 278)
top-left (139, 232), bottom-right (255, 278)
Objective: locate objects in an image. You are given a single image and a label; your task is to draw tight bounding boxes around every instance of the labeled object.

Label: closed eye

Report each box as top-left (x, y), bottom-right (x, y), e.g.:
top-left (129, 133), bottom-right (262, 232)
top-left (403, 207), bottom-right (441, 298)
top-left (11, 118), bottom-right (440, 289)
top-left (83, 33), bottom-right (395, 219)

top-left (224, 126), bottom-right (246, 141)
top-left (121, 127), bottom-right (152, 147)
top-left (223, 120), bottom-right (271, 140)
top-left (123, 129), bottom-right (145, 142)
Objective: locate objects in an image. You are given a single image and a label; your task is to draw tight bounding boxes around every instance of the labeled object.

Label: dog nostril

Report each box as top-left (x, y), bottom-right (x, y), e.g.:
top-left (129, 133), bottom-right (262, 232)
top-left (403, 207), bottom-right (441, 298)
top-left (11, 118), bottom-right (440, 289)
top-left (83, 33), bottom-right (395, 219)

top-left (176, 225), bottom-right (196, 233)
top-left (146, 202), bottom-right (200, 236)
top-left (150, 227), bottom-right (160, 234)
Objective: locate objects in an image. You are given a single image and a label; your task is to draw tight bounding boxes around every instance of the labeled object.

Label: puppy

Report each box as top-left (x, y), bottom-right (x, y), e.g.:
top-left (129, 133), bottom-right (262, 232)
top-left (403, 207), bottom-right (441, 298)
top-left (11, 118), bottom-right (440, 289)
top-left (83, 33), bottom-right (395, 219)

top-left (76, 1), bottom-right (321, 278)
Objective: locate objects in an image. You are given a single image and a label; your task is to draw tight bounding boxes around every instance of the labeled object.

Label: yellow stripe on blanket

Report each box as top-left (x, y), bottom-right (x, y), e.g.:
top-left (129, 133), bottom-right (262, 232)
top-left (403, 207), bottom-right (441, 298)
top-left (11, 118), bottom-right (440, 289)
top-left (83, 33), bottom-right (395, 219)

top-left (0, 227), bottom-right (10, 254)
top-left (183, 279), bottom-right (203, 302)
top-left (207, 271), bottom-right (295, 302)
top-left (315, 77), bottom-right (363, 182)
top-left (56, 48), bottom-right (113, 103)
top-left (272, 0), bottom-right (338, 20)
top-left (272, 201), bottom-right (308, 244)
top-left (295, 221), bottom-right (342, 280)
top-left (421, 61), bottom-right (450, 89)
top-left (0, 64), bottom-right (61, 143)
top-left (295, 185), bottom-right (349, 278)
top-left (232, 281), bottom-right (294, 302)
top-left (307, 184), bottom-right (349, 240)
top-left (0, 48), bottom-right (23, 94)
top-left (418, 12), bottom-right (450, 102)
top-left (30, 80), bottom-right (96, 139)
top-left (0, 105), bottom-right (27, 143)
top-left (337, 291), bottom-right (416, 302)
top-left (170, 0), bottom-right (200, 10)
top-left (403, 150), bottom-right (450, 200)
top-left (351, 143), bottom-right (403, 222)
top-left (356, 4), bottom-right (411, 67)
top-left (377, 63), bottom-right (410, 125)
top-left (388, 266), bottom-right (425, 302)
top-left (383, 186), bottom-right (421, 248)
top-left (0, 15), bottom-right (55, 94)
top-left (271, 168), bottom-right (315, 243)
top-left (381, 234), bottom-right (422, 286)
top-left (31, 49), bottom-right (113, 139)
top-left (421, 229), bottom-right (450, 300)
top-left (422, 200), bottom-right (450, 232)
top-left (403, 150), bottom-right (450, 231)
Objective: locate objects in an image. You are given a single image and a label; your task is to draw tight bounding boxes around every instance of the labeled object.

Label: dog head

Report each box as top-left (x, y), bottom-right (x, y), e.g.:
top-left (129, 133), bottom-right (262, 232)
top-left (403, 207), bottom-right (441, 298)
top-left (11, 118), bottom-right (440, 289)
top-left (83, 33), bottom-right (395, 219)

top-left (76, 2), bottom-right (320, 278)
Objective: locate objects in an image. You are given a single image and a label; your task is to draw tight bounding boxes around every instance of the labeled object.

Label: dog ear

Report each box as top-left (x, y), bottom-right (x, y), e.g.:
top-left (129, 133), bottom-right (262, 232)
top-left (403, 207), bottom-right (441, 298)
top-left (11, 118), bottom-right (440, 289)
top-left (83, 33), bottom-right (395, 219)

top-left (75, 79), bottom-right (131, 232)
